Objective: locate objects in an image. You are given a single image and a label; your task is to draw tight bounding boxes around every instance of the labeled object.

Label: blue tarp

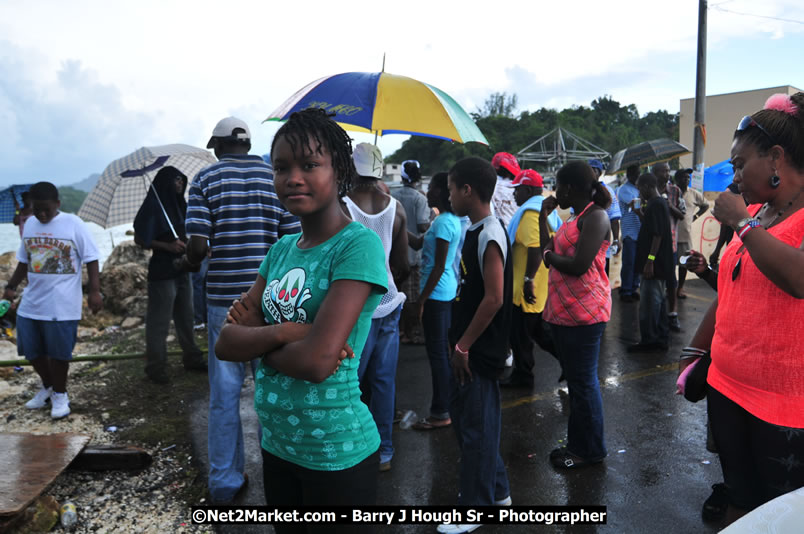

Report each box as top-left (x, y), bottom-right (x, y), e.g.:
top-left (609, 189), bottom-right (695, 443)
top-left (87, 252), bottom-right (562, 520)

top-left (704, 159), bottom-right (733, 192)
top-left (0, 184), bottom-right (33, 223)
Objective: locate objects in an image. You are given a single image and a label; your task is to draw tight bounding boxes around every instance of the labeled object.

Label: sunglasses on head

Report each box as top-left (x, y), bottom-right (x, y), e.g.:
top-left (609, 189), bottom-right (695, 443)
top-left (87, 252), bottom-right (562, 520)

top-left (736, 116), bottom-right (779, 146)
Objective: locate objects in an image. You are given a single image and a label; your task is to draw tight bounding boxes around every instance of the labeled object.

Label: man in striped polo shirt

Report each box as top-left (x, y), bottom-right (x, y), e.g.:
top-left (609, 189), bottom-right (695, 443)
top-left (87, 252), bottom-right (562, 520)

top-left (183, 116), bottom-right (300, 504)
top-left (616, 165), bottom-right (642, 302)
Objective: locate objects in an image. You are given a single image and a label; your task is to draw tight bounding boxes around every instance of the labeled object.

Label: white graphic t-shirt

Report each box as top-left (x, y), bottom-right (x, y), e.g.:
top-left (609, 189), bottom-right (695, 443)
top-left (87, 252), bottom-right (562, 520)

top-left (17, 212), bottom-right (100, 321)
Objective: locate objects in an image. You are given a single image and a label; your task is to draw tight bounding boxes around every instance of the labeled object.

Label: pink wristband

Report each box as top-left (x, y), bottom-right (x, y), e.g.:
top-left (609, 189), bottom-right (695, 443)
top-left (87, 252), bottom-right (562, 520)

top-left (454, 343), bottom-right (469, 355)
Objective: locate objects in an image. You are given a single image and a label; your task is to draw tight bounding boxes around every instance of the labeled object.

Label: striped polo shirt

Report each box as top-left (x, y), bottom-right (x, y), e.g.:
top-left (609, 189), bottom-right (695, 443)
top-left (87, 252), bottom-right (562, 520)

top-left (186, 154), bottom-right (300, 307)
top-left (616, 181), bottom-right (642, 241)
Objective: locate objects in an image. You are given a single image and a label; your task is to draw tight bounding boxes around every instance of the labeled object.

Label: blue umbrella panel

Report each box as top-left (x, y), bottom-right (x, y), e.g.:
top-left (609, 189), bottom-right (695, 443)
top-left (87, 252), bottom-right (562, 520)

top-left (0, 184), bottom-right (34, 224)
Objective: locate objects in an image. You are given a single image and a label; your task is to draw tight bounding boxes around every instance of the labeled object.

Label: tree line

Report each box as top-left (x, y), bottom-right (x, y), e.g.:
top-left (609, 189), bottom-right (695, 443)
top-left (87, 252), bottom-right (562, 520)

top-left (386, 93), bottom-right (679, 175)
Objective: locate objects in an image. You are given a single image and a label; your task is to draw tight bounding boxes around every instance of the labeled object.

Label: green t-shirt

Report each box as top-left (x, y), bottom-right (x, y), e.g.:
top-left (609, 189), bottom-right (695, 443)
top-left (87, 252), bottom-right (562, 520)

top-left (255, 222), bottom-right (388, 471)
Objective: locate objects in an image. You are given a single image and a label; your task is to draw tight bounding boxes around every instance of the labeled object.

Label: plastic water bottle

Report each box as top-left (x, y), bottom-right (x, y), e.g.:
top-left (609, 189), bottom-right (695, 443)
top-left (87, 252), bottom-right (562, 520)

top-left (60, 502), bottom-right (78, 529)
top-left (399, 410), bottom-right (417, 430)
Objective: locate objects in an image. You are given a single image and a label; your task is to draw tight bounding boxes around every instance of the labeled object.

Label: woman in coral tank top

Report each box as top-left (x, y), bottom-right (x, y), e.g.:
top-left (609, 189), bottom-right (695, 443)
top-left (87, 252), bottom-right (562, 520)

top-left (684, 92), bottom-right (804, 526)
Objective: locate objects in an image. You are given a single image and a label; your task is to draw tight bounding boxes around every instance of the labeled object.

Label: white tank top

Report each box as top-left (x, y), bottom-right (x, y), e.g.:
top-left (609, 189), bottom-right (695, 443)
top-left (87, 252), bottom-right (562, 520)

top-left (344, 195), bottom-right (406, 318)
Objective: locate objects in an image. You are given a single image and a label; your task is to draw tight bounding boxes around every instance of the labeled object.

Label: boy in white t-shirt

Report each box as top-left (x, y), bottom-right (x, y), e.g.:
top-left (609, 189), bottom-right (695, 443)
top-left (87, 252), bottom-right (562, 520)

top-left (2, 182), bottom-right (102, 419)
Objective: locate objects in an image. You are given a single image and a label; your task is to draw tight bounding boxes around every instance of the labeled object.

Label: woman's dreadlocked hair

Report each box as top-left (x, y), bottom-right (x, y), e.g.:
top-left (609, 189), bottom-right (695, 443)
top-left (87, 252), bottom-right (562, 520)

top-left (270, 108), bottom-right (356, 197)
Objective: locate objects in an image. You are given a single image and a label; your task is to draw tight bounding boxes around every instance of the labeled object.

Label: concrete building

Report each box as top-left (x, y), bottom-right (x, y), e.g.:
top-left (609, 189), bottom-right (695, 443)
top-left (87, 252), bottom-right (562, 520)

top-left (679, 85), bottom-right (802, 168)
top-left (383, 162), bottom-right (402, 183)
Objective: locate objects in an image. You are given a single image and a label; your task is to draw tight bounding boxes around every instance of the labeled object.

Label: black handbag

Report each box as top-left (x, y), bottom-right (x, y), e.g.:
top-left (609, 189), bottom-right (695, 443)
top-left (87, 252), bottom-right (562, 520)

top-left (683, 352), bottom-right (711, 403)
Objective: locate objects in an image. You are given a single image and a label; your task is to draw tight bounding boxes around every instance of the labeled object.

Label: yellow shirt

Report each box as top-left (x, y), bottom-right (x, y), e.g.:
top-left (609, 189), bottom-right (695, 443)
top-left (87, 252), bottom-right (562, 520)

top-left (512, 211), bottom-right (552, 313)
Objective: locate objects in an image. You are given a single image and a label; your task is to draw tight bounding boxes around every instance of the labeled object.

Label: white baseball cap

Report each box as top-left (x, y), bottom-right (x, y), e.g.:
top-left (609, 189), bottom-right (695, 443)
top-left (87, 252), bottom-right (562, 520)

top-left (352, 143), bottom-right (384, 179)
top-left (207, 117), bottom-right (251, 148)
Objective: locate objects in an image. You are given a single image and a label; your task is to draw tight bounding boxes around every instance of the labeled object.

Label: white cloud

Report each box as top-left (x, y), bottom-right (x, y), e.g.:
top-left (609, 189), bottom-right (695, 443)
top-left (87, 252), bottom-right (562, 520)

top-left (0, 0), bottom-right (802, 184)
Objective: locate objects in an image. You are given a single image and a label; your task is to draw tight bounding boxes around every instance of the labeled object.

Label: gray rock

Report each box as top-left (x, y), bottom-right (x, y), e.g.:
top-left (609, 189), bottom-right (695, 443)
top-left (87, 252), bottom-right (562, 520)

top-left (121, 295), bottom-right (148, 319)
top-left (121, 316), bottom-right (143, 329)
top-left (99, 265), bottom-right (147, 315)
top-left (103, 240), bottom-right (151, 269)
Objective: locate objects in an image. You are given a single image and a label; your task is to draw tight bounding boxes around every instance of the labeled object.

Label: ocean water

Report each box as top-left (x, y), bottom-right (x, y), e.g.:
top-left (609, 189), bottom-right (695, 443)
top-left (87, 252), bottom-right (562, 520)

top-left (1, 221), bottom-right (134, 270)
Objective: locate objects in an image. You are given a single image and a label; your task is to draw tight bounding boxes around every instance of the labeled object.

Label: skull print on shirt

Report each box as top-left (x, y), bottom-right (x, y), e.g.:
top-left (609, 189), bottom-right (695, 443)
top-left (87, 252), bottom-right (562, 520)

top-left (264, 267), bottom-right (312, 323)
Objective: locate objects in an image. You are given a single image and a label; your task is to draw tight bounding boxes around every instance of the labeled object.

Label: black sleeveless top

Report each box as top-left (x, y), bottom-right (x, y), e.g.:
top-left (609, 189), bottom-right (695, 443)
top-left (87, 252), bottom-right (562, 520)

top-left (449, 216), bottom-right (512, 380)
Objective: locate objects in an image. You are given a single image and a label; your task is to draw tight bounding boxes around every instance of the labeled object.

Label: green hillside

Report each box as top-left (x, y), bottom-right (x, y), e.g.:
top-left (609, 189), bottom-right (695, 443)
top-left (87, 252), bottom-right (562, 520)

top-left (387, 94), bottom-right (678, 175)
top-left (58, 186), bottom-right (88, 214)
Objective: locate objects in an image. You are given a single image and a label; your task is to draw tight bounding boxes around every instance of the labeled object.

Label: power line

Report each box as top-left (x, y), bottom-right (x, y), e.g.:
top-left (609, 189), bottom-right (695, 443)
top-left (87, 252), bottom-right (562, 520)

top-left (712, 5), bottom-right (804, 26)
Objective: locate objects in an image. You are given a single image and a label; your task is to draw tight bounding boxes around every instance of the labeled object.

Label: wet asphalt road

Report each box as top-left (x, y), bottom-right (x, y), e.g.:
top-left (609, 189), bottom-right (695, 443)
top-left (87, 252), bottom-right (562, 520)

top-left (191, 279), bottom-right (721, 533)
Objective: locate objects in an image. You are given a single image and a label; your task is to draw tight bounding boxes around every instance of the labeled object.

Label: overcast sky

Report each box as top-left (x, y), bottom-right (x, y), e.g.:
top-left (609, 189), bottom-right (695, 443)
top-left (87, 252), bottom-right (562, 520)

top-left (1, 0), bottom-right (803, 186)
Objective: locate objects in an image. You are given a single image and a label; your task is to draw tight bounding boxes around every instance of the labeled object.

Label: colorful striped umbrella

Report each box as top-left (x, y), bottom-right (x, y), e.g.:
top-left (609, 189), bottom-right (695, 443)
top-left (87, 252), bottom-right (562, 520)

top-left (266, 72), bottom-right (489, 145)
top-left (78, 144), bottom-right (217, 229)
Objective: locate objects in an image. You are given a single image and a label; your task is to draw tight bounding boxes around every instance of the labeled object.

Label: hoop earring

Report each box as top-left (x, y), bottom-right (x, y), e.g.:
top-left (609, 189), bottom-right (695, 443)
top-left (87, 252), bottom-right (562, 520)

top-left (770, 173), bottom-right (781, 188)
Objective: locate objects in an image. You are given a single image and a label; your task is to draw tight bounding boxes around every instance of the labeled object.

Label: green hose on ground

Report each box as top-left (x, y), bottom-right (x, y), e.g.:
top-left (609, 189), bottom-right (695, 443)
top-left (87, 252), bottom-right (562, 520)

top-left (0, 349), bottom-right (208, 367)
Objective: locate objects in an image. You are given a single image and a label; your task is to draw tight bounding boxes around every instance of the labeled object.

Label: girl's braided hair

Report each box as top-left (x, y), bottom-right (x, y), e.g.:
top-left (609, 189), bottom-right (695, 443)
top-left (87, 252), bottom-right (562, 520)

top-left (270, 108), bottom-right (356, 196)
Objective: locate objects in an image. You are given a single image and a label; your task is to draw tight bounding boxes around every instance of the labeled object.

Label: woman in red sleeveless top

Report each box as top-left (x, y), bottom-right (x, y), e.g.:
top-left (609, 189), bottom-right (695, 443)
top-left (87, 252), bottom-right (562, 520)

top-left (683, 92), bottom-right (804, 526)
top-left (540, 161), bottom-right (612, 469)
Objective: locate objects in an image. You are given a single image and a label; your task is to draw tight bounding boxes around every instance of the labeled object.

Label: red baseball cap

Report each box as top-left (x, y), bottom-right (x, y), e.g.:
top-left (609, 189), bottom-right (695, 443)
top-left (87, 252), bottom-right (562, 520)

top-left (512, 169), bottom-right (544, 188)
top-left (491, 152), bottom-right (521, 175)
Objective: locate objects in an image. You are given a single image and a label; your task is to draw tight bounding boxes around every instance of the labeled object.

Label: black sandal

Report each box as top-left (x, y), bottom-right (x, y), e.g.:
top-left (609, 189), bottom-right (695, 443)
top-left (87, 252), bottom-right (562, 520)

top-left (549, 447), bottom-right (604, 469)
top-left (702, 483), bottom-right (729, 523)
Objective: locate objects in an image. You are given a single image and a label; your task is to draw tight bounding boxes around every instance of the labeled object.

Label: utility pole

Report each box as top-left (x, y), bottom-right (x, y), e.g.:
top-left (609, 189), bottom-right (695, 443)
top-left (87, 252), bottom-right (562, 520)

top-left (691, 0), bottom-right (707, 192)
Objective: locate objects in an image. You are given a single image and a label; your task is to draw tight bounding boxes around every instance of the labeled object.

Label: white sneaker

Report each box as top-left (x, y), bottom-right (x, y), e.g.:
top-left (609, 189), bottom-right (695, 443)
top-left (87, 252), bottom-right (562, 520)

top-left (494, 496), bottom-right (512, 506)
top-left (50, 392), bottom-right (71, 419)
top-left (437, 524), bottom-right (481, 534)
top-left (25, 387), bottom-right (52, 409)
top-left (504, 353), bottom-right (514, 368)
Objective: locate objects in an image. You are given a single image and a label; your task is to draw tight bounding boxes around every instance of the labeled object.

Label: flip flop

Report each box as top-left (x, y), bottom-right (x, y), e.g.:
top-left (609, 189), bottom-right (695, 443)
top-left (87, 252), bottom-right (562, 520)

top-left (412, 417), bottom-right (452, 430)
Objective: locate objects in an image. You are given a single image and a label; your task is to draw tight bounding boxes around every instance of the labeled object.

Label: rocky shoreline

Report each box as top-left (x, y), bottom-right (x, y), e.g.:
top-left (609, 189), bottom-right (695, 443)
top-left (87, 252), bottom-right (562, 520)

top-left (0, 240), bottom-right (215, 534)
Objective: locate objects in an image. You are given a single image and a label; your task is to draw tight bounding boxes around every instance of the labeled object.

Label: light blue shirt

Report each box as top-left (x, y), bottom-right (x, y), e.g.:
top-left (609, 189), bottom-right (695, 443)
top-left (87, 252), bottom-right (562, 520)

top-left (603, 183), bottom-right (621, 258)
top-left (420, 212), bottom-right (462, 301)
top-left (617, 181), bottom-right (641, 241)
top-left (452, 215), bottom-right (471, 282)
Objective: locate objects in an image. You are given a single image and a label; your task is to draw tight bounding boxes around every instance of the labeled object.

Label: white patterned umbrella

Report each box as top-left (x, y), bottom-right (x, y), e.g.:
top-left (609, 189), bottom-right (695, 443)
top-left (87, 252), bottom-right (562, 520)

top-left (78, 144), bottom-right (217, 229)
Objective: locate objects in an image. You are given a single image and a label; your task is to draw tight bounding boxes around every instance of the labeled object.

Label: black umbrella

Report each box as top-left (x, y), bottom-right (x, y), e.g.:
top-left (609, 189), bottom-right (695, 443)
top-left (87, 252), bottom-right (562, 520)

top-left (607, 138), bottom-right (690, 174)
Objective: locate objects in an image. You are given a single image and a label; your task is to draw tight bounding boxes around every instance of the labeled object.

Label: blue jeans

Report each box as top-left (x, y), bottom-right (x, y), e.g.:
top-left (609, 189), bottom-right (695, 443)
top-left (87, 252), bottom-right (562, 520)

top-left (207, 303), bottom-right (260, 502)
top-left (422, 299), bottom-right (452, 419)
top-left (621, 237), bottom-right (641, 295)
top-left (191, 258), bottom-right (208, 325)
top-left (358, 305), bottom-right (402, 465)
top-left (639, 279), bottom-right (669, 345)
top-left (449, 372), bottom-right (510, 505)
top-left (550, 322), bottom-right (607, 461)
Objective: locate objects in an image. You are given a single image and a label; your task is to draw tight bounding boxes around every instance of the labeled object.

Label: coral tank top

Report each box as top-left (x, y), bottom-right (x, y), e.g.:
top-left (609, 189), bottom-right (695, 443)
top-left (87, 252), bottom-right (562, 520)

top-left (544, 203), bottom-right (611, 326)
top-left (708, 204), bottom-right (804, 428)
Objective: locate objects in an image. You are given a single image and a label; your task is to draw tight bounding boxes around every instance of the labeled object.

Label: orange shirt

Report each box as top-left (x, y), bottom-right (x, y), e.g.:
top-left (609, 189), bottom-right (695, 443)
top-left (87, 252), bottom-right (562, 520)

top-left (708, 205), bottom-right (804, 428)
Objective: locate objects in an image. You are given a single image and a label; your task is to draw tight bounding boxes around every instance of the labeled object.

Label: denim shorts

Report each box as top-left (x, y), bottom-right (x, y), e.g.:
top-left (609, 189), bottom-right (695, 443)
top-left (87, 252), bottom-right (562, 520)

top-left (16, 316), bottom-right (79, 361)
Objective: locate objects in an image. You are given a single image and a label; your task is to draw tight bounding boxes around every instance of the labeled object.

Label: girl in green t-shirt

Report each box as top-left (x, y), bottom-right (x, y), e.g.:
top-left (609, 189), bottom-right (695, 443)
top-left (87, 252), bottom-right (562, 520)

top-left (215, 109), bottom-right (388, 529)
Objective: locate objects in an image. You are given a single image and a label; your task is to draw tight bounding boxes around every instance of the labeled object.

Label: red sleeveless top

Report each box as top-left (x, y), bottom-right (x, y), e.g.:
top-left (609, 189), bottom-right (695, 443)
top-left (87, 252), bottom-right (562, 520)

top-left (708, 205), bottom-right (804, 428)
top-left (544, 203), bottom-right (611, 326)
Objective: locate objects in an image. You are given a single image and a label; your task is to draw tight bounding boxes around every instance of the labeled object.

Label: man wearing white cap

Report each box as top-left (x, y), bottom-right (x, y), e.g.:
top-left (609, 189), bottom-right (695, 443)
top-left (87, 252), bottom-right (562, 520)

top-left (345, 143), bottom-right (409, 472)
top-left (183, 116), bottom-right (300, 503)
